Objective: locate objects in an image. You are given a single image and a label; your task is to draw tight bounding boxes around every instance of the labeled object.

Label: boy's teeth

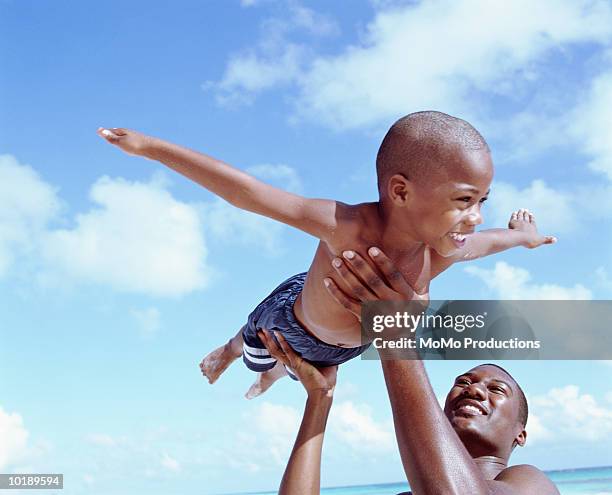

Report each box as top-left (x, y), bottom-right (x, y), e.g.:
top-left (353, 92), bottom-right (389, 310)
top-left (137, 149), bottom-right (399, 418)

top-left (449, 233), bottom-right (466, 241)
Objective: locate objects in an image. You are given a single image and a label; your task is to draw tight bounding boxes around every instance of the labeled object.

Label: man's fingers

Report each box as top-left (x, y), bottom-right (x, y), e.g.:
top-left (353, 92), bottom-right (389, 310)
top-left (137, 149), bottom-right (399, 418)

top-left (367, 247), bottom-right (415, 298)
top-left (331, 257), bottom-right (376, 302)
top-left (111, 127), bottom-right (128, 136)
top-left (258, 329), bottom-right (289, 366)
top-left (323, 277), bottom-right (362, 320)
top-left (273, 331), bottom-right (303, 369)
top-left (341, 250), bottom-right (396, 299)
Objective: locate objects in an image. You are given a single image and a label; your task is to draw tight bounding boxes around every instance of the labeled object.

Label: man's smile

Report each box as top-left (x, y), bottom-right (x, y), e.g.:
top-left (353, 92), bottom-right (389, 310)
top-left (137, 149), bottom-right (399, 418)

top-left (453, 398), bottom-right (489, 416)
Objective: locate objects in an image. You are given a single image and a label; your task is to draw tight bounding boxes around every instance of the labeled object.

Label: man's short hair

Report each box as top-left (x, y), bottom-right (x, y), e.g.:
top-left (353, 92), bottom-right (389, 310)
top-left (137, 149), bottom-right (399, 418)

top-left (480, 363), bottom-right (528, 427)
top-left (376, 111), bottom-right (490, 196)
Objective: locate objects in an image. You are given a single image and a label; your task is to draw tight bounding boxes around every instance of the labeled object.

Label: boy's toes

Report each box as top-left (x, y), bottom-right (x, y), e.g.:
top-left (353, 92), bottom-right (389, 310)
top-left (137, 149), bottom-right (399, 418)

top-left (245, 381), bottom-right (263, 400)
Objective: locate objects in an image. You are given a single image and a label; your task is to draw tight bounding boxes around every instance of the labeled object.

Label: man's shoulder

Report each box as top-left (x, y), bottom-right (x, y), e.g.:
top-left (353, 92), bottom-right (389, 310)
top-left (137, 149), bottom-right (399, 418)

top-left (494, 464), bottom-right (560, 494)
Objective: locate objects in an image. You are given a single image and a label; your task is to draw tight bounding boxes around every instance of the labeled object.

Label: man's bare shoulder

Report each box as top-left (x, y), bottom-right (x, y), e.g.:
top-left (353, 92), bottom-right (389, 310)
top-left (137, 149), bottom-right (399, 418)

top-left (492, 464), bottom-right (560, 494)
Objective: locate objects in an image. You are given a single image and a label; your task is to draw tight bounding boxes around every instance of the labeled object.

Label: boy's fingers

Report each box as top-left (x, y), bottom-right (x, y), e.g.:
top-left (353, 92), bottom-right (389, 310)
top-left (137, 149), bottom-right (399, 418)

top-left (111, 127), bottom-right (128, 136)
top-left (367, 247), bottom-right (415, 298)
top-left (98, 127), bottom-right (119, 142)
top-left (544, 236), bottom-right (557, 244)
top-left (323, 277), bottom-right (361, 320)
top-left (341, 251), bottom-right (396, 300)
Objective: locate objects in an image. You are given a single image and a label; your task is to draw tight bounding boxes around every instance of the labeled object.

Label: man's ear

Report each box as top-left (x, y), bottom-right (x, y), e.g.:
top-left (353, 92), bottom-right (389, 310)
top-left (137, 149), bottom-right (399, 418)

top-left (387, 174), bottom-right (412, 205)
top-left (514, 428), bottom-right (527, 448)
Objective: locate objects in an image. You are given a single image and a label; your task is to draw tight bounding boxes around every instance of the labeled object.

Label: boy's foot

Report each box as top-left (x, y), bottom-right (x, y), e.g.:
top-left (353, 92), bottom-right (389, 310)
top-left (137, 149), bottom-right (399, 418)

top-left (200, 340), bottom-right (242, 384)
top-left (245, 362), bottom-right (288, 400)
top-left (508, 209), bottom-right (557, 248)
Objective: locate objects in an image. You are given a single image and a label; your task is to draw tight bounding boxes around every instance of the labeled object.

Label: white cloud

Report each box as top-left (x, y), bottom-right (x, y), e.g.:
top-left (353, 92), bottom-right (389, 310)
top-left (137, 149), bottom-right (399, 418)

top-left (569, 70), bottom-right (612, 181)
top-left (485, 180), bottom-right (576, 234)
top-left (246, 164), bottom-right (302, 193)
top-left (160, 453), bottom-right (181, 472)
top-left (207, 2), bottom-right (338, 104)
top-left (328, 401), bottom-right (394, 452)
top-left (0, 155), bottom-right (61, 277)
top-left (85, 433), bottom-right (126, 447)
top-left (200, 163), bottom-right (302, 254)
top-left (41, 176), bottom-right (209, 297)
top-left (0, 406), bottom-right (29, 470)
top-left (524, 412), bottom-right (551, 444)
top-left (130, 307), bottom-right (162, 337)
top-left (215, 0), bottom-right (612, 129)
top-left (465, 261), bottom-right (592, 300)
top-left (252, 402), bottom-right (301, 466)
top-left (530, 385), bottom-right (612, 441)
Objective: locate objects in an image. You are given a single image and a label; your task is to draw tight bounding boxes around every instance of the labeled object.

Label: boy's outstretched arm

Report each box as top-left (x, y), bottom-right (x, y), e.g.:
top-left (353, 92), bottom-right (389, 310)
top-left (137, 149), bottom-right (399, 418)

top-left (453, 209), bottom-right (556, 262)
top-left (97, 127), bottom-right (339, 241)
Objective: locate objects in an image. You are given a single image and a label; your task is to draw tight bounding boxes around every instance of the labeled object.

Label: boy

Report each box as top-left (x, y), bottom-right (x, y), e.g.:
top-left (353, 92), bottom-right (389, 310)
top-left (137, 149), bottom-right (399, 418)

top-left (98, 111), bottom-right (556, 398)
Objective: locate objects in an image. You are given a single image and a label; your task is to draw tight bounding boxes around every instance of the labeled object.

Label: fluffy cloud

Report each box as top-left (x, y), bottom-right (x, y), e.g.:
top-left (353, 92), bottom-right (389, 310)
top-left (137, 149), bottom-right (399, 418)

top-left (0, 406), bottom-right (29, 470)
top-left (207, 2), bottom-right (338, 104)
top-left (328, 401), bottom-right (394, 452)
top-left (200, 163), bottom-right (302, 254)
top-left (465, 261), bottom-right (592, 299)
top-left (41, 176), bottom-right (209, 297)
top-left (0, 155), bottom-right (61, 277)
top-left (211, 0), bottom-right (612, 130)
top-left (485, 180), bottom-right (576, 234)
top-left (569, 70), bottom-right (612, 181)
top-left (160, 453), bottom-right (181, 472)
top-left (530, 385), bottom-right (612, 441)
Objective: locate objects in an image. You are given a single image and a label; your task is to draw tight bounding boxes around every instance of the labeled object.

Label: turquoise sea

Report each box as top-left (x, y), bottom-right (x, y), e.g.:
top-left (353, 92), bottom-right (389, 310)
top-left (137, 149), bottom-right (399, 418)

top-left (234, 466), bottom-right (612, 495)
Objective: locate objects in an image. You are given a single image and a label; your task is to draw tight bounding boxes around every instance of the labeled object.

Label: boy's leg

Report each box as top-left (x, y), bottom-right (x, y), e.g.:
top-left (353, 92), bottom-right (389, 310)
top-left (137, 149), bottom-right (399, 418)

top-left (245, 361), bottom-right (288, 400)
top-left (200, 327), bottom-right (244, 384)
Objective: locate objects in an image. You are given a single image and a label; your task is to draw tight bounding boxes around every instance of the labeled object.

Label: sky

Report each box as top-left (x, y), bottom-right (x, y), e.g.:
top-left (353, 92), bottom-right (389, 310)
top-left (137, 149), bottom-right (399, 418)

top-left (1, 0), bottom-right (612, 493)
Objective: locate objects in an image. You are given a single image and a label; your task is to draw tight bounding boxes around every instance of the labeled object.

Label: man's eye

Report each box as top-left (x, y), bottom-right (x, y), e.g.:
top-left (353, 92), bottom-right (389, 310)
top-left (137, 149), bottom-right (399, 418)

top-left (456, 378), bottom-right (471, 385)
top-left (490, 386), bottom-right (506, 394)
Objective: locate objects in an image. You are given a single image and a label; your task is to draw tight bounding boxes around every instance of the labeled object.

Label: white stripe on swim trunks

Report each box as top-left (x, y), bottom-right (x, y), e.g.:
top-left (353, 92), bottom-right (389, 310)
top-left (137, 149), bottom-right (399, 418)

top-left (243, 343), bottom-right (271, 356)
top-left (243, 352), bottom-right (276, 365)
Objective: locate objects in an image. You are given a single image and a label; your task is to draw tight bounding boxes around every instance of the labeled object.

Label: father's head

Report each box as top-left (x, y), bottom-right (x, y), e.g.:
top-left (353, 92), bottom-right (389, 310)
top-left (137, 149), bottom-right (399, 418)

top-left (443, 364), bottom-right (528, 460)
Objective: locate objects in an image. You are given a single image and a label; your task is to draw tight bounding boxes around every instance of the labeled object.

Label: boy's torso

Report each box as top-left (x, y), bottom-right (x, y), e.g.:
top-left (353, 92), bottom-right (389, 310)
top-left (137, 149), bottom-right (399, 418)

top-left (293, 202), bottom-right (454, 348)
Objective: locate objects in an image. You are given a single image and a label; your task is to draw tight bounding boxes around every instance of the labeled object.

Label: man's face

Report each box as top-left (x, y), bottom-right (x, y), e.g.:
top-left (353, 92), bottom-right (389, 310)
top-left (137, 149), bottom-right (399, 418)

top-left (443, 365), bottom-right (525, 456)
top-left (404, 148), bottom-right (493, 257)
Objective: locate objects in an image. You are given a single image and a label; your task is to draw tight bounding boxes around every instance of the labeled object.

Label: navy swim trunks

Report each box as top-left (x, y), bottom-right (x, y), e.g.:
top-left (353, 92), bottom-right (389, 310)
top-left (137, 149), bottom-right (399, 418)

top-left (242, 272), bottom-right (371, 380)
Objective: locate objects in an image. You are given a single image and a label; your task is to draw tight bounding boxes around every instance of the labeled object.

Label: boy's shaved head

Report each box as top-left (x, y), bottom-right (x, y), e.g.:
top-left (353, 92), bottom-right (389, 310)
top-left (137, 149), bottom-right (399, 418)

top-left (376, 111), bottom-right (490, 196)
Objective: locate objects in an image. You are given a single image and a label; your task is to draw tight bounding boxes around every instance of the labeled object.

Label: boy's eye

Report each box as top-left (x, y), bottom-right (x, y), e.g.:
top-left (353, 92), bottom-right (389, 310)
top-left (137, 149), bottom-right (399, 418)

top-left (457, 197), bottom-right (472, 203)
top-left (479, 197), bottom-right (488, 204)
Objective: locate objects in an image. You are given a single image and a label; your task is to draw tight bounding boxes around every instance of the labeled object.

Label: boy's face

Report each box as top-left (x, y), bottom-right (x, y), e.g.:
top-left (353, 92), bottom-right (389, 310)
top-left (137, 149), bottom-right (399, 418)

top-left (400, 148), bottom-right (493, 257)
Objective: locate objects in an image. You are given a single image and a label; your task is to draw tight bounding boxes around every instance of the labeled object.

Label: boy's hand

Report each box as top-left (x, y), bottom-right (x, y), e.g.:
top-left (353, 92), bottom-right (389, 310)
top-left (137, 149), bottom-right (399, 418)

top-left (97, 127), bottom-right (152, 157)
top-left (508, 209), bottom-right (557, 248)
top-left (258, 329), bottom-right (337, 399)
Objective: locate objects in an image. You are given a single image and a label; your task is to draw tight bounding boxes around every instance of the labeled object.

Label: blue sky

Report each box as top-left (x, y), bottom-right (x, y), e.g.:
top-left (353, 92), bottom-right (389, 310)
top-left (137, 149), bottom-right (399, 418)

top-left (2, 0), bottom-right (612, 493)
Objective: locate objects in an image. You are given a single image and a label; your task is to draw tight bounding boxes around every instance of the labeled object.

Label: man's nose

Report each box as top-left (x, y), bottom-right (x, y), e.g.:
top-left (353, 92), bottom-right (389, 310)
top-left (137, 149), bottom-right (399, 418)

top-left (462, 381), bottom-right (487, 400)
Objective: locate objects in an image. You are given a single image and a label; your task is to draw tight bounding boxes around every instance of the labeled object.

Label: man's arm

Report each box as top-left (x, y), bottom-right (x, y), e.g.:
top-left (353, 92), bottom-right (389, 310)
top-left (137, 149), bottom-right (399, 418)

top-left (97, 127), bottom-right (340, 241)
top-left (325, 249), bottom-right (559, 495)
top-left (452, 210), bottom-right (556, 263)
top-left (257, 330), bottom-right (337, 495)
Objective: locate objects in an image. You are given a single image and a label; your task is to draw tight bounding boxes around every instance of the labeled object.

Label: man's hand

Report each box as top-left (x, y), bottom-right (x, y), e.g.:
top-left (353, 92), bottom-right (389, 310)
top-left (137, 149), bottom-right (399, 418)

top-left (324, 247), bottom-right (427, 321)
top-left (508, 209), bottom-right (557, 248)
top-left (97, 127), bottom-right (153, 157)
top-left (258, 329), bottom-right (337, 399)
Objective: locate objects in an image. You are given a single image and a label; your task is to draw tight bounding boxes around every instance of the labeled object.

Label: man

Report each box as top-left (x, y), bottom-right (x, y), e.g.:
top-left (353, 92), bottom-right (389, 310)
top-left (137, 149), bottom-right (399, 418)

top-left (258, 247), bottom-right (559, 494)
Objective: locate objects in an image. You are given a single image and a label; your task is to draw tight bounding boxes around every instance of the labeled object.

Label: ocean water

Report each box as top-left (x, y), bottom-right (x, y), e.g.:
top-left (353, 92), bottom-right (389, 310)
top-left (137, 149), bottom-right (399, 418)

top-left (236, 466), bottom-right (612, 495)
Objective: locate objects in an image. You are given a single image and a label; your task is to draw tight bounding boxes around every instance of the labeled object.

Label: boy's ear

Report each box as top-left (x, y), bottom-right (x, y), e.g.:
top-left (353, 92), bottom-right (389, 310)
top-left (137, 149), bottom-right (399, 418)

top-left (387, 174), bottom-right (413, 205)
